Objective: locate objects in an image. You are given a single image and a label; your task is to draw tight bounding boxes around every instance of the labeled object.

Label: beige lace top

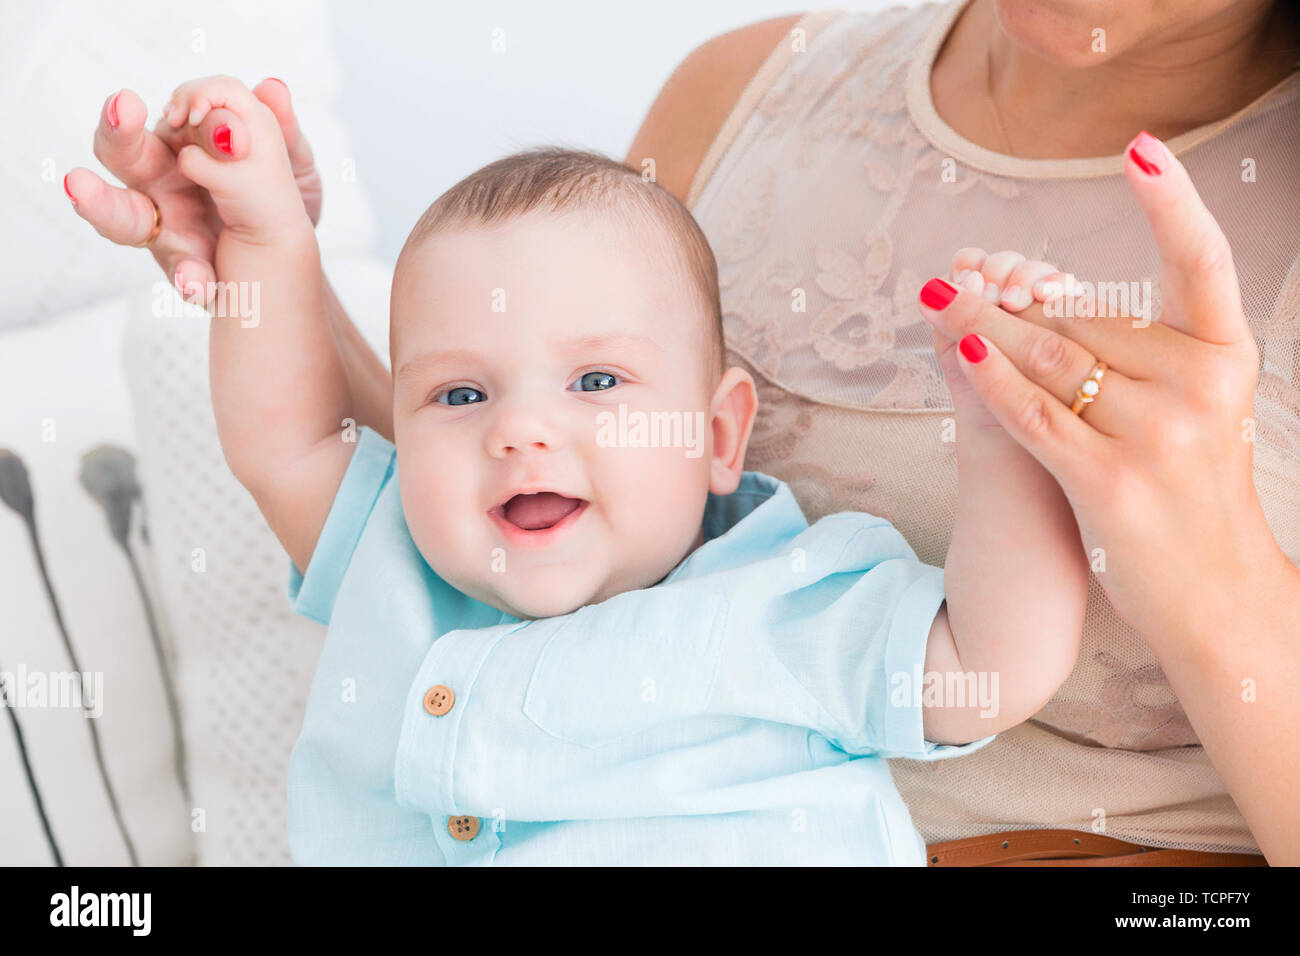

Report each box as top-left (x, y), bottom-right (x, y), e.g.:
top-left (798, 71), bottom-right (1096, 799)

top-left (686, 0), bottom-right (1300, 853)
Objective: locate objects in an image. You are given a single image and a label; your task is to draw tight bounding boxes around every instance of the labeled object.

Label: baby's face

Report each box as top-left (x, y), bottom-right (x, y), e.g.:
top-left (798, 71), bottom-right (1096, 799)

top-left (390, 211), bottom-right (718, 619)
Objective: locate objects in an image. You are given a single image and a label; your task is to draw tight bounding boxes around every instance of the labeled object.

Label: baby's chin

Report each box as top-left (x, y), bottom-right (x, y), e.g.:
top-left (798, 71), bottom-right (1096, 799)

top-left (436, 563), bottom-right (601, 620)
top-left (456, 564), bottom-right (665, 621)
top-left (477, 580), bottom-right (604, 621)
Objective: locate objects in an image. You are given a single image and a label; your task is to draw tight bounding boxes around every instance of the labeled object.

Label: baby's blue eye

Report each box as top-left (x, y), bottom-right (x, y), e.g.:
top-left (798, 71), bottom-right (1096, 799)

top-left (573, 371), bottom-right (619, 391)
top-left (439, 386), bottom-right (486, 406)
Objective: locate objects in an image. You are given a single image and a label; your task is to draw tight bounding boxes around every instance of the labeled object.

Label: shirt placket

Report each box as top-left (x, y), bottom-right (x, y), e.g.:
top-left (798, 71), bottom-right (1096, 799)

top-left (396, 619), bottom-right (527, 865)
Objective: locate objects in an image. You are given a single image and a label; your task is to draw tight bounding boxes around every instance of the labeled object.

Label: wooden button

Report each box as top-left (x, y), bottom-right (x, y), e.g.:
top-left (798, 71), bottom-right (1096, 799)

top-left (423, 685), bottom-right (454, 716)
top-left (447, 815), bottom-right (479, 841)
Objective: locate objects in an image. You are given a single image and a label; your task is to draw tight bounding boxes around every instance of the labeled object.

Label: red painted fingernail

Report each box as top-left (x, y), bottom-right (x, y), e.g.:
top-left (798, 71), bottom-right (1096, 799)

top-left (63, 173), bottom-right (77, 205)
top-left (174, 271), bottom-right (186, 294)
top-left (107, 92), bottom-right (121, 128)
top-left (214, 124), bottom-right (233, 154)
top-left (1128, 130), bottom-right (1163, 176)
top-left (959, 334), bottom-right (988, 363)
top-left (266, 77), bottom-right (288, 92)
top-left (920, 277), bottom-right (959, 310)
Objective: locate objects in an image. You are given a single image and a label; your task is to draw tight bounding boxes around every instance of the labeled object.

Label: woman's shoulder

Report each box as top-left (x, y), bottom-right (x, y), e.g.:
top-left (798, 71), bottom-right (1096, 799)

top-left (625, 13), bottom-right (809, 204)
top-left (625, 5), bottom-right (948, 205)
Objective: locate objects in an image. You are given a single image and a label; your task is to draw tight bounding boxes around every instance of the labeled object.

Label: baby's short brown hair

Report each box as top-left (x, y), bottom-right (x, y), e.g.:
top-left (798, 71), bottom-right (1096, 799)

top-left (394, 146), bottom-right (725, 378)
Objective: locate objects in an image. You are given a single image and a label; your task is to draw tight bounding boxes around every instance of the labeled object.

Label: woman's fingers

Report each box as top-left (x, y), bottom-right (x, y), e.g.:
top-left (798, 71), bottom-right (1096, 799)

top-left (92, 88), bottom-right (190, 194)
top-left (77, 87), bottom-right (220, 285)
top-left (923, 273), bottom-right (1197, 383)
top-left (64, 168), bottom-right (164, 248)
top-left (951, 332), bottom-right (1110, 491)
top-left (172, 256), bottom-right (217, 306)
top-left (166, 106), bottom-right (249, 161)
top-left (252, 77), bottom-right (323, 226)
top-left (253, 78), bottom-right (304, 159)
top-left (1122, 131), bottom-right (1248, 345)
top-left (919, 279), bottom-right (1138, 436)
top-left (65, 167), bottom-right (215, 297)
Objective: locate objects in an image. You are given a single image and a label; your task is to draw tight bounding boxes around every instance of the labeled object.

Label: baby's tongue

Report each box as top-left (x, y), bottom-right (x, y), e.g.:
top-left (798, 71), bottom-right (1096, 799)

top-left (504, 492), bottom-right (581, 530)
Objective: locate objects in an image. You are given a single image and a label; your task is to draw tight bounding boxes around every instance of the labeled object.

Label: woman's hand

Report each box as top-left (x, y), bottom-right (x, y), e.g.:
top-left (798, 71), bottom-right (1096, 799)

top-left (930, 251), bottom-right (1082, 435)
top-left (918, 131), bottom-right (1287, 642)
top-left (65, 78), bottom-right (321, 305)
top-left (918, 131), bottom-right (1300, 863)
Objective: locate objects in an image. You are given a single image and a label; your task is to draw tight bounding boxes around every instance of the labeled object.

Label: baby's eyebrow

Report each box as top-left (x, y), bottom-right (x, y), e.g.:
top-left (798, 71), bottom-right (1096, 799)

top-left (395, 348), bottom-right (482, 385)
top-left (395, 333), bottom-right (660, 384)
top-left (553, 332), bottom-right (661, 356)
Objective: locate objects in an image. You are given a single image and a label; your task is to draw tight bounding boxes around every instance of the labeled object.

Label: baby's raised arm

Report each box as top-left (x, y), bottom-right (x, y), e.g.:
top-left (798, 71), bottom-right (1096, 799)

top-left (918, 262), bottom-right (1090, 745)
top-left (167, 76), bottom-right (356, 576)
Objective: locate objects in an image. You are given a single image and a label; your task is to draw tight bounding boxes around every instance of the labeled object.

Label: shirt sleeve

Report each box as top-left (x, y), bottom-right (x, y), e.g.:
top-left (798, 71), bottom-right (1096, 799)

top-left (878, 558), bottom-right (997, 761)
top-left (286, 425), bottom-right (396, 626)
top-left (729, 515), bottom-right (996, 762)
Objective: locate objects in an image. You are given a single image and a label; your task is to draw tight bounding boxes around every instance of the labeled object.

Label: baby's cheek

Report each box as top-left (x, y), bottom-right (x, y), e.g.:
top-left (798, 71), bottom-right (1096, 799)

top-left (400, 475), bottom-right (470, 560)
top-left (618, 453), bottom-right (711, 570)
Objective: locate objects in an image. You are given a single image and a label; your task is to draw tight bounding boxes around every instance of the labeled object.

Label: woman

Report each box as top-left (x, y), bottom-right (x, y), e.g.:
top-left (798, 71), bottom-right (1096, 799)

top-left (68, 0), bottom-right (1300, 863)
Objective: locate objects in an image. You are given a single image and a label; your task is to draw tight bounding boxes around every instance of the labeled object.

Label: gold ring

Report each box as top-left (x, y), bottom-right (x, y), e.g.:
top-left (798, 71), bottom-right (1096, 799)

top-left (1070, 360), bottom-right (1108, 415)
top-left (132, 196), bottom-right (162, 248)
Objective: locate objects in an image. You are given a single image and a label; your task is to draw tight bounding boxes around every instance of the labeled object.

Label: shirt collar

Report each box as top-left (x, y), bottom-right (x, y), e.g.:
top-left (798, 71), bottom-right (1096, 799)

top-left (663, 470), bottom-right (808, 583)
top-left (497, 470), bottom-right (807, 624)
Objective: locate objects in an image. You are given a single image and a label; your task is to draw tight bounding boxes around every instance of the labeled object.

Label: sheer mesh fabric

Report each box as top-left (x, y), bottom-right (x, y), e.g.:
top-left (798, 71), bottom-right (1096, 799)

top-left (686, 0), bottom-right (1300, 852)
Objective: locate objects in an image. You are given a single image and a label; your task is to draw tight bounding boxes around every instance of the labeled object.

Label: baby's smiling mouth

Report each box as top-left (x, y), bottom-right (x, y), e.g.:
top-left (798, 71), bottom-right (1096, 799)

top-left (491, 492), bottom-right (586, 531)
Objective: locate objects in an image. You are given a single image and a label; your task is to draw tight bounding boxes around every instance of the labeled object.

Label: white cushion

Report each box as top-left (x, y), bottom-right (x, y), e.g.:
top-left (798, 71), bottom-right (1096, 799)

top-left (120, 253), bottom-right (391, 865)
top-left (1, 0), bottom-right (374, 331)
top-left (2, 0), bottom-right (383, 864)
top-left (0, 298), bottom-right (194, 865)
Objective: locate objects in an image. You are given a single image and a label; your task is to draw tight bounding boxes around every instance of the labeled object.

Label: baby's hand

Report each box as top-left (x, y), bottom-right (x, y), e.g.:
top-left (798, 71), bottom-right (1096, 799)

top-left (927, 248), bottom-right (1080, 435)
top-left (946, 248), bottom-right (1083, 312)
top-left (164, 75), bottom-right (311, 245)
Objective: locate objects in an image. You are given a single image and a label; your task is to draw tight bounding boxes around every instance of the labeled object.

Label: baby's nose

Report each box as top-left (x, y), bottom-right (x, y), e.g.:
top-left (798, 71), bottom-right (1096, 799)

top-left (486, 404), bottom-right (564, 457)
top-left (497, 438), bottom-right (551, 454)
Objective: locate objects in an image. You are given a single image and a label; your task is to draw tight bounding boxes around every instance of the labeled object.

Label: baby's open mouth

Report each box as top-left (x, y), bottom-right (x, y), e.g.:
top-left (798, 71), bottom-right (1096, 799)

top-left (492, 492), bottom-right (586, 531)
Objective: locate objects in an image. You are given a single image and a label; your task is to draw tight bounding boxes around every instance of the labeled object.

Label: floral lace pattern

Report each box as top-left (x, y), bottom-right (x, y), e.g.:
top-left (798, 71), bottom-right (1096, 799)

top-left (1036, 652), bottom-right (1195, 751)
top-left (690, 2), bottom-right (1300, 761)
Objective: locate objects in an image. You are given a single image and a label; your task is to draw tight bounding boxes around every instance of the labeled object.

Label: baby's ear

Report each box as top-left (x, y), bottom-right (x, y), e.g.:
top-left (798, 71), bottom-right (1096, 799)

top-left (707, 366), bottom-right (758, 496)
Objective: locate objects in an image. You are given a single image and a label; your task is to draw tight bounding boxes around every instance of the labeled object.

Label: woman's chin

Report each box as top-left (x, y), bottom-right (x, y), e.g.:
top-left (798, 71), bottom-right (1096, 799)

top-left (992, 0), bottom-right (1129, 68)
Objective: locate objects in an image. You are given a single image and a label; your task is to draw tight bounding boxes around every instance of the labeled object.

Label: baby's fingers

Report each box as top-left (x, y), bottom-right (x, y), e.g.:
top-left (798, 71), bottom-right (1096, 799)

top-left (155, 105), bottom-right (249, 161)
top-left (176, 125), bottom-right (276, 227)
top-left (948, 247), bottom-right (987, 283)
top-left (162, 75), bottom-right (268, 134)
top-left (175, 142), bottom-right (233, 196)
top-left (1000, 260), bottom-right (1061, 311)
top-left (1032, 271), bottom-right (1085, 303)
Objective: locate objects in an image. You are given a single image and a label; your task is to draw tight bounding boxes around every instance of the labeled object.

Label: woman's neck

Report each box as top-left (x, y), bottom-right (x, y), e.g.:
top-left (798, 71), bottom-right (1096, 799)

top-left (931, 0), bottom-right (1298, 159)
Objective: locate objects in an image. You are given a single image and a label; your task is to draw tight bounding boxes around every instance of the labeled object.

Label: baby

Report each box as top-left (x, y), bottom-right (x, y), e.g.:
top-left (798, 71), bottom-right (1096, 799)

top-left (167, 76), bottom-right (1088, 865)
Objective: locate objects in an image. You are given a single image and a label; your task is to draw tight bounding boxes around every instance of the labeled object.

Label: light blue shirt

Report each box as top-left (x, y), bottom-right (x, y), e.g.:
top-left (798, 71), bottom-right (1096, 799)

top-left (285, 425), bottom-right (993, 865)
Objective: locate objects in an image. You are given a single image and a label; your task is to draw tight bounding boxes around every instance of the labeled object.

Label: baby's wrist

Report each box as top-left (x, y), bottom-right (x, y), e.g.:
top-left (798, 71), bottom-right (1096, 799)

top-left (955, 419), bottom-right (1037, 488)
top-left (225, 205), bottom-right (317, 252)
top-left (954, 412), bottom-right (1017, 455)
top-left (214, 215), bottom-right (320, 296)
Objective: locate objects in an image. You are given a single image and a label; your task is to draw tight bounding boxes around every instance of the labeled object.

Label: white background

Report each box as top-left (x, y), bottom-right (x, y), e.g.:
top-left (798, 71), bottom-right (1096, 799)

top-left (327, 0), bottom-right (911, 263)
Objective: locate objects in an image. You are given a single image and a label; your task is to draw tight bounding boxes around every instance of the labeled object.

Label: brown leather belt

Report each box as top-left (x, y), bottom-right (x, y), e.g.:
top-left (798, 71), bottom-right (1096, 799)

top-left (926, 829), bottom-right (1268, 866)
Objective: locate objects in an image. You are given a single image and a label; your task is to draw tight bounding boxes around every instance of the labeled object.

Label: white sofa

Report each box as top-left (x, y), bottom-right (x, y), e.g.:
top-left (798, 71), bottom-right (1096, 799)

top-left (0, 0), bottom-right (389, 865)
